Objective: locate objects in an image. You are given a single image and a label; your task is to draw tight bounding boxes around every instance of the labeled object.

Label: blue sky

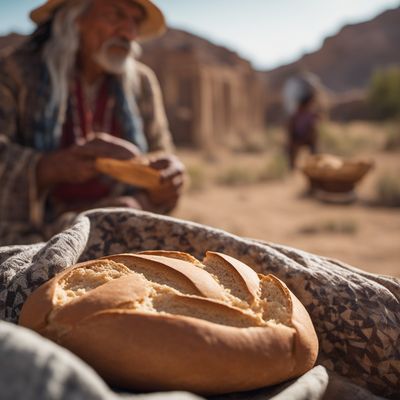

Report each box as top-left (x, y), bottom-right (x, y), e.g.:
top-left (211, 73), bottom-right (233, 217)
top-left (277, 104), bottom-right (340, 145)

top-left (1, 0), bottom-right (399, 69)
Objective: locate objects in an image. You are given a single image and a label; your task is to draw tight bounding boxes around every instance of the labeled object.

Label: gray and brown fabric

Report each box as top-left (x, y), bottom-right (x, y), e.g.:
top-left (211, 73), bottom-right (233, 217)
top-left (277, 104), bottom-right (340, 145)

top-left (0, 209), bottom-right (398, 399)
top-left (0, 39), bottom-right (173, 246)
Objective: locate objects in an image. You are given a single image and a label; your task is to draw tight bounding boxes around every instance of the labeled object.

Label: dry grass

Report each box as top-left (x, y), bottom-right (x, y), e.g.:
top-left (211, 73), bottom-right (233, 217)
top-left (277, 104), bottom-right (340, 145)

top-left (319, 121), bottom-right (383, 157)
top-left (183, 122), bottom-right (396, 191)
top-left (299, 219), bottom-right (359, 235)
top-left (234, 132), bottom-right (270, 154)
top-left (217, 166), bottom-right (258, 186)
top-left (216, 153), bottom-right (289, 187)
top-left (258, 152), bottom-right (289, 182)
top-left (186, 164), bottom-right (208, 192)
top-left (384, 122), bottom-right (400, 151)
top-left (375, 172), bottom-right (400, 207)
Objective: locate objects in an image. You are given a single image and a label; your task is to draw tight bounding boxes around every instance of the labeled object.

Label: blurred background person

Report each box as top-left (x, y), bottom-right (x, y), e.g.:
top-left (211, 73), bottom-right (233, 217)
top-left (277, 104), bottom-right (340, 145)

top-left (284, 74), bottom-right (322, 170)
top-left (0, 0), bottom-right (185, 245)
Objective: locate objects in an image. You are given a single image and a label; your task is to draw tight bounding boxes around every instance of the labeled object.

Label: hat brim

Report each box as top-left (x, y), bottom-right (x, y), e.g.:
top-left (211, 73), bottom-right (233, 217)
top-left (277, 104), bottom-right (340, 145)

top-left (30, 0), bottom-right (166, 41)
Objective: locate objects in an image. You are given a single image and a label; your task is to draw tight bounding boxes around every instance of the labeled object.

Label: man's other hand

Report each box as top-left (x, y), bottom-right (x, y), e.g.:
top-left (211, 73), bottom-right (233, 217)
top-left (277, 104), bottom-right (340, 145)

top-left (146, 154), bottom-right (185, 213)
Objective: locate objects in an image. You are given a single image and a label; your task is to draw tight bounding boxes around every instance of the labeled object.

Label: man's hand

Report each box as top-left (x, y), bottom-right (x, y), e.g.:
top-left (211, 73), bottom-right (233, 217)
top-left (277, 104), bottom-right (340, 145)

top-left (36, 146), bottom-right (97, 192)
top-left (146, 154), bottom-right (186, 213)
top-left (77, 132), bottom-right (141, 160)
top-left (36, 133), bottom-right (142, 191)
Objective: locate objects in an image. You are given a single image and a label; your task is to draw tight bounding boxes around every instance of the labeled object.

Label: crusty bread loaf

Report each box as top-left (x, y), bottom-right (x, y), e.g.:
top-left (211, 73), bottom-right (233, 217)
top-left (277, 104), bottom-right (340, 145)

top-left (19, 251), bottom-right (318, 395)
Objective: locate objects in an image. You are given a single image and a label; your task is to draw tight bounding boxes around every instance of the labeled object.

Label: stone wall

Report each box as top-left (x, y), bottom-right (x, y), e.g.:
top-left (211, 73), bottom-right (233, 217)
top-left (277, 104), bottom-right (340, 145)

top-left (141, 30), bottom-right (266, 149)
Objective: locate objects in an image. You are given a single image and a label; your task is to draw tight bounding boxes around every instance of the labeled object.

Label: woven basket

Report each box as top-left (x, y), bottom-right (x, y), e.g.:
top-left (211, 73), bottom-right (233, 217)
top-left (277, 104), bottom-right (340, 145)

top-left (302, 154), bottom-right (373, 193)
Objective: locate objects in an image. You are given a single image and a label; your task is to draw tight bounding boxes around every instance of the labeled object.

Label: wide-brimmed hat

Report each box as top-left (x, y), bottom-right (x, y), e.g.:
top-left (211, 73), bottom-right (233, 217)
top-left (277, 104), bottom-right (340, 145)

top-left (30, 0), bottom-right (166, 40)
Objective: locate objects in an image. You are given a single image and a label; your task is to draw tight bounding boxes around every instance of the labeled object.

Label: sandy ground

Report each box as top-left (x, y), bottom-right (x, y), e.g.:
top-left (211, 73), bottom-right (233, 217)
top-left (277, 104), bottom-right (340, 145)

top-left (172, 138), bottom-right (400, 278)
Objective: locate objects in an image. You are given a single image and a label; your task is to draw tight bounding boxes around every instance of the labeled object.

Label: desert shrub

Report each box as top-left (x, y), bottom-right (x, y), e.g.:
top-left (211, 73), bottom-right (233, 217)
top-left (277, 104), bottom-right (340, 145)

top-left (234, 132), bottom-right (270, 154)
top-left (186, 164), bottom-right (207, 192)
top-left (369, 67), bottom-right (400, 120)
top-left (216, 154), bottom-right (289, 187)
top-left (384, 124), bottom-right (400, 151)
top-left (216, 167), bottom-right (258, 186)
top-left (299, 219), bottom-right (358, 235)
top-left (258, 152), bottom-right (289, 181)
top-left (319, 123), bottom-right (376, 157)
top-left (375, 173), bottom-right (400, 207)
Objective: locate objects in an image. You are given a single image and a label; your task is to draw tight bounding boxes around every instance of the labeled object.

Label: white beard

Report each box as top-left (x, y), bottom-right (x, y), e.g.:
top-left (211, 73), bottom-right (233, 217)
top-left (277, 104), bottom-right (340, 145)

top-left (93, 38), bottom-right (134, 75)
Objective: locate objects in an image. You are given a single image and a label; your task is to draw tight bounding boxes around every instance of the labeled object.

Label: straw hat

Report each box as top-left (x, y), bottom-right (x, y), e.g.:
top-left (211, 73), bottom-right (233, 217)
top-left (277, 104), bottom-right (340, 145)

top-left (30, 0), bottom-right (166, 40)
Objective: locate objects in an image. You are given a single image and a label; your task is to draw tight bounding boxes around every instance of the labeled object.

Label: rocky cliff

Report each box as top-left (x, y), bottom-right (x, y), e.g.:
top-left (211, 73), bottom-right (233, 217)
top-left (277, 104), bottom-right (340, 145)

top-left (263, 7), bottom-right (400, 122)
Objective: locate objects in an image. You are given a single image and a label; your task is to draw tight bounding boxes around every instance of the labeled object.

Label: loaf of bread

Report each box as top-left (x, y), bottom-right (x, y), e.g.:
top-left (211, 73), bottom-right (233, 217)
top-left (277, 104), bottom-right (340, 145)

top-left (19, 251), bottom-right (318, 395)
top-left (95, 157), bottom-right (161, 189)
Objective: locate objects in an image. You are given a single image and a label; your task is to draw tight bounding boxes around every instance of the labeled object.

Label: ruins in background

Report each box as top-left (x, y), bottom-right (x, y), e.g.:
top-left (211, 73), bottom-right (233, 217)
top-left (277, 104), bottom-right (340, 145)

top-left (142, 29), bottom-right (265, 149)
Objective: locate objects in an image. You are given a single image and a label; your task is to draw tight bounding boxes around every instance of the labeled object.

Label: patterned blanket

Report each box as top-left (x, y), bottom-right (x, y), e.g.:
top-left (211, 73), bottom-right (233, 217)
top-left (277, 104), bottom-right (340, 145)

top-left (0, 209), bottom-right (398, 400)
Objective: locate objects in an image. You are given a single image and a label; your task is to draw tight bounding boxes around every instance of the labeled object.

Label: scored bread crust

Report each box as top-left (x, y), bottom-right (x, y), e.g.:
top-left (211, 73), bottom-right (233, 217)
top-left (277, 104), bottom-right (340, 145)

top-left (104, 253), bottom-right (227, 301)
top-left (139, 250), bottom-right (206, 267)
top-left (19, 251), bottom-right (318, 395)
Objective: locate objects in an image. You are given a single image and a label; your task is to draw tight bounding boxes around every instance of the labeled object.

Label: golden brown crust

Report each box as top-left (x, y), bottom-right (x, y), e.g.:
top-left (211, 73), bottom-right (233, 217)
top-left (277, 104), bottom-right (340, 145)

top-left (289, 294), bottom-right (319, 378)
top-left (60, 311), bottom-right (297, 394)
top-left (18, 278), bottom-right (56, 333)
top-left (139, 250), bottom-right (205, 268)
top-left (19, 251), bottom-right (318, 395)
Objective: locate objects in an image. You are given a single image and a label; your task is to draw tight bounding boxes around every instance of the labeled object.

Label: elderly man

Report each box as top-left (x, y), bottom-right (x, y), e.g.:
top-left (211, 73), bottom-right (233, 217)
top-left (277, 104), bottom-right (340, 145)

top-left (0, 0), bottom-right (185, 245)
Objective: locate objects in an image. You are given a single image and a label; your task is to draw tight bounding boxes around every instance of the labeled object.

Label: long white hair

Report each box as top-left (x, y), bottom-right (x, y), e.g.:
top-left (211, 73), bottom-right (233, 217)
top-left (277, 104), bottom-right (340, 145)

top-left (42, 0), bottom-right (140, 129)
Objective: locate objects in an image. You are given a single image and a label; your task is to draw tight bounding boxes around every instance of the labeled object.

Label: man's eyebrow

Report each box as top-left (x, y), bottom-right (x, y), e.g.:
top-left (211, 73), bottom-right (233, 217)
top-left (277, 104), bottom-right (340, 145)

top-left (110, 4), bottom-right (123, 12)
top-left (108, 3), bottom-right (145, 18)
top-left (99, 3), bottom-right (123, 12)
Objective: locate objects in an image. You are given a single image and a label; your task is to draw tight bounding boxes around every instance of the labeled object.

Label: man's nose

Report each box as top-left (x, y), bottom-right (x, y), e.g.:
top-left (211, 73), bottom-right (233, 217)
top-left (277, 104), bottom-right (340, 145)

top-left (117, 19), bottom-right (140, 41)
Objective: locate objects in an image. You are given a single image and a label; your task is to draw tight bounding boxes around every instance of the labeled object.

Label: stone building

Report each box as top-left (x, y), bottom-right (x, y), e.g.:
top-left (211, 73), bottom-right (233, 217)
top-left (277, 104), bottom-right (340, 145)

top-left (141, 29), bottom-right (266, 149)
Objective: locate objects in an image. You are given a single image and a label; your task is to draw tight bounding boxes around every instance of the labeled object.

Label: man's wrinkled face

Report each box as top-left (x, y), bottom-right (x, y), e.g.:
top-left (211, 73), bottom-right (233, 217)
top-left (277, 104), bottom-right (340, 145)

top-left (78, 0), bottom-right (146, 73)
